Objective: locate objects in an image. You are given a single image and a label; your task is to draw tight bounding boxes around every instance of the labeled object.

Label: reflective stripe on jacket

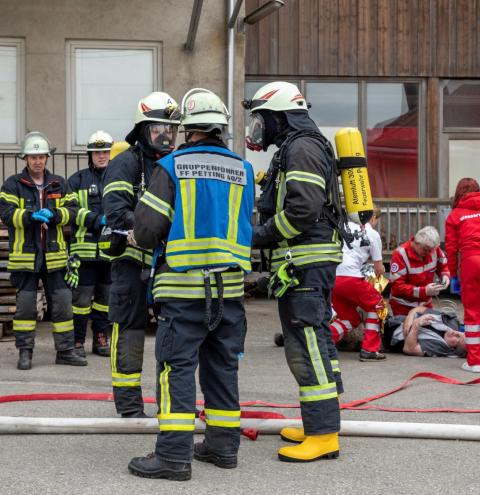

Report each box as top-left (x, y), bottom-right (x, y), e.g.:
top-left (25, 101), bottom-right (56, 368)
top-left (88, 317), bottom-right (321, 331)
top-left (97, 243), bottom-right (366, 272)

top-left (0, 167), bottom-right (78, 272)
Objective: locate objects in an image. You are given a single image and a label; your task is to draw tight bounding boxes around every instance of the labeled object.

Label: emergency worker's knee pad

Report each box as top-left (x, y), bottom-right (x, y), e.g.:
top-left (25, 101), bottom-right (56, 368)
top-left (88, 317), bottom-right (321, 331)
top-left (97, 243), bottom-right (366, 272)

top-left (94, 283), bottom-right (110, 307)
top-left (49, 288), bottom-right (73, 321)
top-left (72, 284), bottom-right (94, 308)
top-left (115, 328), bottom-right (145, 373)
top-left (15, 290), bottom-right (38, 321)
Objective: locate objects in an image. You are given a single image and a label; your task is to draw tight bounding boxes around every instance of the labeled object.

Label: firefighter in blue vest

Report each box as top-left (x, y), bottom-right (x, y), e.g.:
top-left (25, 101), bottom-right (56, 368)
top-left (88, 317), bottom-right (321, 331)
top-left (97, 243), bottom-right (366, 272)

top-left (68, 131), bottom-right (113, 358)
top-left (128, 88), bottom-right (254, 481)
top-left (102, 92), bottom-right (180, 418)
top-left (243, 81), bottom-right (343, 462)
top-left (0, 132), bottom-right (86, 369)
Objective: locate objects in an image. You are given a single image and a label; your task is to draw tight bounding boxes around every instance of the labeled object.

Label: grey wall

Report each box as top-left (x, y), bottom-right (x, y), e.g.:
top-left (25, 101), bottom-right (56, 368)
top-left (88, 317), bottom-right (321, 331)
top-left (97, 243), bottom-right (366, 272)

top-left (0, 0), bottom-right (246, 155)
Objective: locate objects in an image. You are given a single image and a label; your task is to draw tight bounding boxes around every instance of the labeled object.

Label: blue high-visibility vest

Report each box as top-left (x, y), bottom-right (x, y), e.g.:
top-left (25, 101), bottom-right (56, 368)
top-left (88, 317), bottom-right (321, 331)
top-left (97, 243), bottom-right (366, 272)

top-left (159, 145), bottom-right (254, 273)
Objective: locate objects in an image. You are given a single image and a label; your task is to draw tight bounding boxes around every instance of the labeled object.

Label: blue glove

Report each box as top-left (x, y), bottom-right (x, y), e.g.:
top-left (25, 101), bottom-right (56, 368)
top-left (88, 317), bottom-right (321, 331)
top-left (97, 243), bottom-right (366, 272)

top-left (31, 211), bottom-right (50, 223)
top-left (450, 276), bottom-right (461, 295)
top-left (37, 208), bottom-right (54, 219)
top-left (99, 214), bottom-right (106, 226)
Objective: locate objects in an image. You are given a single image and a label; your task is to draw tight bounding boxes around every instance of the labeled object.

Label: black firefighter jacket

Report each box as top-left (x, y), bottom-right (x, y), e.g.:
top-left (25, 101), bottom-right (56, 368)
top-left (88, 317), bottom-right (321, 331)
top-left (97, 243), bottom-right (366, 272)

top-left (0, 167), bottom-right (78, 272)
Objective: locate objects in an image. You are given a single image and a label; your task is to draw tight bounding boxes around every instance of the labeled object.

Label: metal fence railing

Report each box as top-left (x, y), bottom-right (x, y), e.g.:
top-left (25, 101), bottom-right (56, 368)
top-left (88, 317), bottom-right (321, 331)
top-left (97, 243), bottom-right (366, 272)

top-left (0, 154), bottom-right (452, 262)
top-left (374, 198), bottom-right (452, 260)
top-left (0, 153), bottom-right (87, 183)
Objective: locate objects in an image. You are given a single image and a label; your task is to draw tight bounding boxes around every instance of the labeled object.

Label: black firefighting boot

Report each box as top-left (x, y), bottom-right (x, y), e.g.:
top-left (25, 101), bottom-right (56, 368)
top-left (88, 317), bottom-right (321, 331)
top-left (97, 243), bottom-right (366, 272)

top-left (92, 332), bottom-right (110, 357)
top-left (55, 349), bottom-right (87, 366)
top-left (128, 453), bottom-right (191, 481)
top-left (17, 349), bottom-right (33, 370)
top-left (74, 342), bottom-right (87, 358)
top-left (193, 442), bottom-right (237, 469)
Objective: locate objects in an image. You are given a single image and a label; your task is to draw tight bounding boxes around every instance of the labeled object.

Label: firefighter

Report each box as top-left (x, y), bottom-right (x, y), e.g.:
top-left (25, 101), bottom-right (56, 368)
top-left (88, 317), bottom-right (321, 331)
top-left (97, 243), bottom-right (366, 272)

top-left (0, 132), bottom-right (86, 369)
top-left (127, 88), bottom-right (254, 481)
top-left (445, 178), bottom-right (480, 373)
top-left (329, 207), bottom-right (387, 361)
top-left (102, 92), bottom-right (180, 418)
top-left (389, 226), bottom-right (450, 317)
top-left (68, 130), bottom-right (113, 358)
top-left (243, 81), bottom-right (343, 462)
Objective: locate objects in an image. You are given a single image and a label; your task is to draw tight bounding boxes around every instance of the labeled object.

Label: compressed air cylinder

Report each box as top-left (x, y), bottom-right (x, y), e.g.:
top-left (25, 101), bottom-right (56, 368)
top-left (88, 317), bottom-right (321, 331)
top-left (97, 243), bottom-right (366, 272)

top-left (335, 128), bottom-right (374, 225)
top-left (109, 141), bottom-right (129, 161)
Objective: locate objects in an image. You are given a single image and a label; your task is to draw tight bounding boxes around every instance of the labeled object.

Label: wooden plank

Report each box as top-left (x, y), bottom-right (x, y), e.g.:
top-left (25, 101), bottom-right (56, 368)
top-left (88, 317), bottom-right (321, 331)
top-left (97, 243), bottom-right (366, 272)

top-left (257, 0), bottom-right (276, 74)
top-left (416, 0), bottom-right (432, 76)
top-left (298, 0), bottom-right (319, 75)
top-left (245, 0), bottom-right (260, 75)
top-left (318, 0), bottom-right (339, 75)
top-left (357, 0), bottom-right (378, 76)
top-left (377, 0), bottom-right (396, 76)
top-left (0, 296), bottom-right (16, 304)
top-left (338, 0), bottom-right (358, 75)
top-left (278, 0), bottom-right (299, 75)
top-left (396, 0), bottom-right (416, 75)
top-left (454, 0), bottom-right (476, 76)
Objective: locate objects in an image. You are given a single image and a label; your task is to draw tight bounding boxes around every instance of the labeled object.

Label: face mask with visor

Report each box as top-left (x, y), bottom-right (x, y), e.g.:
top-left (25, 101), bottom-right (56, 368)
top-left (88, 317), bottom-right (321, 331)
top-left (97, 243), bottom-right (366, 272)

top-left (145, 123), bottom-right (178, 154)
top-left (245, 113), bottom-right (266, 152)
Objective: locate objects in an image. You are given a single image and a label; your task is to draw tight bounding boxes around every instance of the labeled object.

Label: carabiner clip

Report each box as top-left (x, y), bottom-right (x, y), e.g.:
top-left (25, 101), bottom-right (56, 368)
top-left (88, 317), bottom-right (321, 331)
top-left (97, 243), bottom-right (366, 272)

top-left (285, 249), bottom-right (292, 262)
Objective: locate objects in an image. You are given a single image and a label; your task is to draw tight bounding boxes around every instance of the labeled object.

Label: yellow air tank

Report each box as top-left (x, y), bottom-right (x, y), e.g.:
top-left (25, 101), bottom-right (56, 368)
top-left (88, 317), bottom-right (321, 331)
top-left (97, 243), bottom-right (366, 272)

top-left (109, 141), bottom-right (129, 161)
top-left (334, 128), bottom-right (374, 225)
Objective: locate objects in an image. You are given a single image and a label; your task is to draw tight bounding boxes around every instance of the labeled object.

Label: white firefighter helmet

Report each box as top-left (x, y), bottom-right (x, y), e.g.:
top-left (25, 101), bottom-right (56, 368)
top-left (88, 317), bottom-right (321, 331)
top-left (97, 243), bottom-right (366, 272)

top-left (180, 88), bottom-right (230, 132)
top-left (87, 130), bottom-right (114, 152)
top-left (19, 131), bottom-right (55, 158)
top-left (244, 81), bottom-right (307, 113)
top-left (134, 92), bottom-right (180, 125)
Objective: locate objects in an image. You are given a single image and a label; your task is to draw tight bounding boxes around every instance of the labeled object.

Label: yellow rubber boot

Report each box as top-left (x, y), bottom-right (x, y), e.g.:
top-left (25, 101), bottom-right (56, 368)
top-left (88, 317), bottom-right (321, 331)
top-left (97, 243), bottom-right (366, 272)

top-left (280, 427), bottom-right (306, 443)
top-left (278, 433), bottom-right (340, 462)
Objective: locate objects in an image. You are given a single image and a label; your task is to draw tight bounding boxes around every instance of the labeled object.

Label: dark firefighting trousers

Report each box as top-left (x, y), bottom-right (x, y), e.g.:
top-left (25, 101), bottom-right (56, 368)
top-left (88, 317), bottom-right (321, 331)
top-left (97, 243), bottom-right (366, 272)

top-left (11, 264), bottom-right (74, 351)
top-left (277, 263), bottom-right (341, 435)
top-left (154, 299), bottom-right (246, 463)
top-left (109, 259), bottom-right (148, 415)
top-left (72, 260), bottom-right (111, 344)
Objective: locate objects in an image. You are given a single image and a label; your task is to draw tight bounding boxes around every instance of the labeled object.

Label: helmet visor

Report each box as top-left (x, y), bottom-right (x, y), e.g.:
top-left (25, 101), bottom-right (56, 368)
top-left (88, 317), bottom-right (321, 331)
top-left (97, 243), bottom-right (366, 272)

top-left (146, 123), bottom-right (178, 153)
top-left (245, 113), bottom-right (265, 152)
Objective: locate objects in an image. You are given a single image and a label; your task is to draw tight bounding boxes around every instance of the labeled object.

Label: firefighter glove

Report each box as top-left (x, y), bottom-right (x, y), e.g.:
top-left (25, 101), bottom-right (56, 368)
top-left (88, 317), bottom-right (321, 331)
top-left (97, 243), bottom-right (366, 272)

top-left (65, 254), bottom-right (81, 289)
top-left (268, 262), bottom-right (299, 298)
top-left (31, 211), bottom-right (51, 223)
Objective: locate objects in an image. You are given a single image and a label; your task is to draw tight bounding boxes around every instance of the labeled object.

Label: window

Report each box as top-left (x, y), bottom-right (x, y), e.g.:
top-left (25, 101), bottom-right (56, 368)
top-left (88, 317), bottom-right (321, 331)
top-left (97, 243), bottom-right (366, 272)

top-left (67, 41), bottom-right (161, 151)
top-left (443, 80), bottom-right (480, 129)
top-left (0, 38), bottom-right (24, 147)
top-left (247, 79), bottom-right (422, 198)
top-left (305, 82), bottom-right (358, 147)
top-left (366, 83), bottom-right (419, 197)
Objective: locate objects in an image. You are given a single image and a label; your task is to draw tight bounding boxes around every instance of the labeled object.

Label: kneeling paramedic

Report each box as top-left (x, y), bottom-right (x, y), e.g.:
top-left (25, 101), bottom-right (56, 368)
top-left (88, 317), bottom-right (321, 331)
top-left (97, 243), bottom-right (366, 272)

top-left (0, 132), bottom-right (86, 369)
top-left (68, 130), bottom-right (114, 358)
top-left (244, 81), bottom-right (343, 462)
top-left (128, 88), bottom-right (254, 481)
top-left (102, 92), bottom-right (180, 418)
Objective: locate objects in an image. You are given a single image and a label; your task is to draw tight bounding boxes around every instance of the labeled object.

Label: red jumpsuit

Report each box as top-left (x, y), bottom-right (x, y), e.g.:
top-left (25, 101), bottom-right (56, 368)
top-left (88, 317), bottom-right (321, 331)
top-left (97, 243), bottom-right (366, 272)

top-left (329, 222), bottom-right (385, 353)
top-left (445, 192), bottom-right (480, 366)
top-left (389, 239), bottom-right (449, 317)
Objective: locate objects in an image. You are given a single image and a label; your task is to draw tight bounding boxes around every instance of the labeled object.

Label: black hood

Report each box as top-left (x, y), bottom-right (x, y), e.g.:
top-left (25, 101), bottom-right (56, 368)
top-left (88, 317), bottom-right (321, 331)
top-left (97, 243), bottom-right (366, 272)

top-left (284, 110), bottom-right (319, 132)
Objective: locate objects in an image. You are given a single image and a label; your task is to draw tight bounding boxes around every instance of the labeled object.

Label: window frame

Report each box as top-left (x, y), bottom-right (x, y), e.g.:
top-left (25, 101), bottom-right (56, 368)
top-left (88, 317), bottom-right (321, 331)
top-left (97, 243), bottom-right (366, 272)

top-left (246, 76), bottom-right (426, 197)
top-left (66, 40), bottom-right (162, 152)
top-left (0, 38), bottom-right (25, 150)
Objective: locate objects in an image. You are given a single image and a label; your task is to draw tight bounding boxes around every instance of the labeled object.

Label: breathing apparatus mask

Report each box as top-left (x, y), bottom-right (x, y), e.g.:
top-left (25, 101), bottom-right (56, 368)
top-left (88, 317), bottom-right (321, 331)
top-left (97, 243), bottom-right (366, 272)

top-left (143, 122), bottom-right (178, 155)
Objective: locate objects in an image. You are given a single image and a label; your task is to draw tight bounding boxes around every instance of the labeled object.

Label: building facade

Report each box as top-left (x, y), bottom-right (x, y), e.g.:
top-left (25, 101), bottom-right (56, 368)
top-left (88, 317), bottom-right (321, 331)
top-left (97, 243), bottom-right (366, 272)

top-left (245, 0), bottom-right (480, 199)
top-left (0, 0), bottom-right (246, 179)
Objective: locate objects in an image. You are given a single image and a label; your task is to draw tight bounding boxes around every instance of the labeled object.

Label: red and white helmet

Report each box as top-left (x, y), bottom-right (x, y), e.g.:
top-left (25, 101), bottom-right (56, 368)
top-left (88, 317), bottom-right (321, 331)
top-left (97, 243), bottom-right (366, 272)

top-left (243, 81), bottom-right (307, 113)
top-left (134, 92), bottom-right (180, 125)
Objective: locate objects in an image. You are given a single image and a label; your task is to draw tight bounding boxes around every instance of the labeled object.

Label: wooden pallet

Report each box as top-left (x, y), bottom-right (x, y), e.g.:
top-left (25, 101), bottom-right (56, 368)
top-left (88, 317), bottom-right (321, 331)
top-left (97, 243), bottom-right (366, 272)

top-left (0, 224), bottom-right (47, 337)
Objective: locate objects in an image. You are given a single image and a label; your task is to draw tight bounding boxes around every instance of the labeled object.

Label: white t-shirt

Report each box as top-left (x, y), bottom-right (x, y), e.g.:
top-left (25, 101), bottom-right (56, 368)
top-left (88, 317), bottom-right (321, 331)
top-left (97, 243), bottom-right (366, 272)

top-left (336, 221), bottom-right (382, 278)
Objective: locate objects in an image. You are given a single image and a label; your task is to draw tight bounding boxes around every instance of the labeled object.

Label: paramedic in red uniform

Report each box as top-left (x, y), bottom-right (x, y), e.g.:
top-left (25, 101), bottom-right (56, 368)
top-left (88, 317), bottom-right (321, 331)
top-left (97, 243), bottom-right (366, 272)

top-left (445, 178), bottom-right (480, 373)
top-left (329, 208), bottom-right (387, 361)
top-left (389, 226), bottom-right (449, 317)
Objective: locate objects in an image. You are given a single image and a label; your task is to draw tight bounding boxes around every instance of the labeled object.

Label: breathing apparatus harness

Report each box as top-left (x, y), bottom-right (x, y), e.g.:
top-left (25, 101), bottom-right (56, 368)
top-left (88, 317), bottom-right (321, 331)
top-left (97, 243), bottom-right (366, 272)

top-left (256, 130), bottom-right (353, 298)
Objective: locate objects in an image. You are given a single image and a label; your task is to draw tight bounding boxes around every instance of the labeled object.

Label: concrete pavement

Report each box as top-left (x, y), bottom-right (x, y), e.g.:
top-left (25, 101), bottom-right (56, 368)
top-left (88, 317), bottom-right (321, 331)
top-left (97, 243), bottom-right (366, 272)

top-left (0, 297), bottom-right (479, 495)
